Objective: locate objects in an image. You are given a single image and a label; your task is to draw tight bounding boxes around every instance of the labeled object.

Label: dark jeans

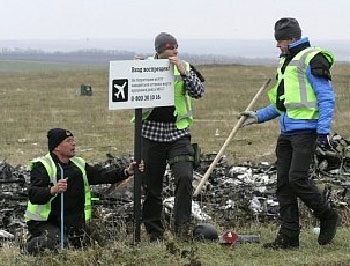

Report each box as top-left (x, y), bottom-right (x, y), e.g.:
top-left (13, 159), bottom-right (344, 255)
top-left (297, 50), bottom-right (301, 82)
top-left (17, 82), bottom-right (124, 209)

top-left (276, 133), bottom-right (329, 237)
top-left (141, 137), bottom-right (194, 238)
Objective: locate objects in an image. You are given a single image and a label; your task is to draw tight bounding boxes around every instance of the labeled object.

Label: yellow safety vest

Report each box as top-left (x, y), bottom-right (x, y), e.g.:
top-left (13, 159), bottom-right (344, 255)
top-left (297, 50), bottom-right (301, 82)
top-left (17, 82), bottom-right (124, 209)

top-left (268, 47), bottom-right (334, 119)
top-left (24, 153), bottom-right (92, 222)
top-left (141, 58), bottom-right (193, 129)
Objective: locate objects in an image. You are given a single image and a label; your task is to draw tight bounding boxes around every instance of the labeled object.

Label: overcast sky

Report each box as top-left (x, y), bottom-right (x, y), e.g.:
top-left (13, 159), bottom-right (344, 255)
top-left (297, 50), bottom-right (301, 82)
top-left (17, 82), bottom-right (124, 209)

top-left (0, 0), bottom-right (348, 40)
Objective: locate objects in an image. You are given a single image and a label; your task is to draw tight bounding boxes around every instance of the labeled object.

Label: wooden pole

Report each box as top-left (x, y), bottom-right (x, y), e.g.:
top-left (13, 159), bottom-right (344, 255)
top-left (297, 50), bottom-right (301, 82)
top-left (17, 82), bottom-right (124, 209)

top-left (193, 79), bottom-right (271, 196)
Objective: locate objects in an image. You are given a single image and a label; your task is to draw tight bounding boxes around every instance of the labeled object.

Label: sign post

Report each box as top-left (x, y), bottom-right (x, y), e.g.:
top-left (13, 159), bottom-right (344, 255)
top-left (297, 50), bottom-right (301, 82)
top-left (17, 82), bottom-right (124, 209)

top-left (109, 59), bottom-right (174, 243)
top-left (133, 108), bottom-right (142, 243)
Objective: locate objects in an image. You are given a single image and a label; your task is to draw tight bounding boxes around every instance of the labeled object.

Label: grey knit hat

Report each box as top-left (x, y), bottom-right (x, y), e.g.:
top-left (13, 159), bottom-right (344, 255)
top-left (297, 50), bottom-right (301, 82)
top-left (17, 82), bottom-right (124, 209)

top-left (274, 17), bottom-right (301, 40)
top-left (155, 32), bottom-right (178, 53)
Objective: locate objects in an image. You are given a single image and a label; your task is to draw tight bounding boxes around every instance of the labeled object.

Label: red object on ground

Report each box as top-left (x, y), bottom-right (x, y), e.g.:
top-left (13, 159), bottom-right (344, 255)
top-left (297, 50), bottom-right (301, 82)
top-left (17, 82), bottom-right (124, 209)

top-left (219, 230), bottom-right (239, 245)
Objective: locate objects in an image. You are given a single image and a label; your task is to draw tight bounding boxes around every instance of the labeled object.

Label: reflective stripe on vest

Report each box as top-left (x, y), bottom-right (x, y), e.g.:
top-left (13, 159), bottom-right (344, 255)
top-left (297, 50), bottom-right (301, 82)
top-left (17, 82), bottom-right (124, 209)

top-left (284, 49), bottom-right (320, 109)
top-left (25, 154), bottom-right (58, 221)
top-left (268, 47), bottom-right (334, 119)
top-left (25, 154), bottom-right (91, 222)
top-left (70, 157), bottom-right (92, 221)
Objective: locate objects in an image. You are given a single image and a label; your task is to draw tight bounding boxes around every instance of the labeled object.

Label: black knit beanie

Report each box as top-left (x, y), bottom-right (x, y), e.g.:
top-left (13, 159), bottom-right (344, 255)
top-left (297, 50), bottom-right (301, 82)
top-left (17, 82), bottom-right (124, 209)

top-left (47, 128), bottom-right (73, 151)
top-left (154, 32), bottom-right (178, 53)
top-left (274, 17), bottom-right (301, 40)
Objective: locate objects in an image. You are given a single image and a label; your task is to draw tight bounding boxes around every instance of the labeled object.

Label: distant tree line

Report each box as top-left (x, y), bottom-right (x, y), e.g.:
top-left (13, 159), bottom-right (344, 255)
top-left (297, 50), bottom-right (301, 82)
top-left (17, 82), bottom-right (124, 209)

top-left (0, 49), bottom-right (276, 66)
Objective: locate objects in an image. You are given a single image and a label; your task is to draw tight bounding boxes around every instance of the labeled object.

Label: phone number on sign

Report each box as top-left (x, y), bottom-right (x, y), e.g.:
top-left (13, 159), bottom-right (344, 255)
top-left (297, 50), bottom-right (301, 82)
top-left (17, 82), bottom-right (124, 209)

top-left (131, 95), bottom-right (161, 102)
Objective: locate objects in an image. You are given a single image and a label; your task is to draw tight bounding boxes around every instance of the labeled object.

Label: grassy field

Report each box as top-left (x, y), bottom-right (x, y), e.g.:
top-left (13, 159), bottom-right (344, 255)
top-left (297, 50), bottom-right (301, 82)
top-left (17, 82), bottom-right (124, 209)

top-left (1, 227), bottom-right (350, 265)
top-left (1, 61), bottom-right (349, 166)
top-left (0, 60), bottom-right (350, 265)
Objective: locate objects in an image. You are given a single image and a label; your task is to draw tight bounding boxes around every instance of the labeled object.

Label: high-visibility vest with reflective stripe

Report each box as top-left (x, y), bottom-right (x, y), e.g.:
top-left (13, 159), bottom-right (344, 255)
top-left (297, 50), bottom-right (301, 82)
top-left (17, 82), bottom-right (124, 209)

top-left (142, 59), bottom-right (193, 129)
top-left (268, 47), bottom-right (334, 119)
top-left (25, 153), bottom-right (92, 222)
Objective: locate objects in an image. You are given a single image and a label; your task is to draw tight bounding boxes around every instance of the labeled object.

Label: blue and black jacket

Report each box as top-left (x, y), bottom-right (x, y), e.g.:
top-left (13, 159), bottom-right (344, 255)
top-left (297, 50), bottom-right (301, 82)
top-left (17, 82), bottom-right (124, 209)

top-left (256, 37), bottom-right (335, 135)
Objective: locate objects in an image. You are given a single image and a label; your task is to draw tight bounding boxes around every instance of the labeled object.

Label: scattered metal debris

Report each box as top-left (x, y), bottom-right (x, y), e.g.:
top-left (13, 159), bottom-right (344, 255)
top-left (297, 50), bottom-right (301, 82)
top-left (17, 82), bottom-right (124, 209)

top-left (1, 133), bottom-right (349, 244)
top-left (0, 160), bottom-right (28, 246)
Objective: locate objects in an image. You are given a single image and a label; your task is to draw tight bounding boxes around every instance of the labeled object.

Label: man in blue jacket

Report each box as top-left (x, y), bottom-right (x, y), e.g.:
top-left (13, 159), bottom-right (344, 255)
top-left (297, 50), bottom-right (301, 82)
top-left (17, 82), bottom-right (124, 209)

top-left (241, 17), bottom-right (339, 249)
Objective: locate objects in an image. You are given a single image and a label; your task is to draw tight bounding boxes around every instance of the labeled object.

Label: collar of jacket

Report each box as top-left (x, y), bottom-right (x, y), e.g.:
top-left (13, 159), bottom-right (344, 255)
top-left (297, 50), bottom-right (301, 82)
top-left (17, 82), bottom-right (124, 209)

top-left (49, 151), bottom-right (70, 165)
top-left (280, 37), bottom-right (311, 59)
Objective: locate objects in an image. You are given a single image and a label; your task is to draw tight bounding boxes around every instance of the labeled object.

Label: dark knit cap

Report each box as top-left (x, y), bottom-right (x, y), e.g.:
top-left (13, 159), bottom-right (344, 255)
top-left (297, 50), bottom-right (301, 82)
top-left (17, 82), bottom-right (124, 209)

top-left (274, 17), bottom-right (301, 40)
top-left (155, 32), bottom-right (178, 53)
top-left (47, 128), bottom-right (73, 151)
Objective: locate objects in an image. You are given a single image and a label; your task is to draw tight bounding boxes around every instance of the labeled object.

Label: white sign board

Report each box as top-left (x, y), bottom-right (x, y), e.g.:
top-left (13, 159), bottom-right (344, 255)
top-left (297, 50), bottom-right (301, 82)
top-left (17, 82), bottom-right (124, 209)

top-left (109, 59), bottom-right (174, 110)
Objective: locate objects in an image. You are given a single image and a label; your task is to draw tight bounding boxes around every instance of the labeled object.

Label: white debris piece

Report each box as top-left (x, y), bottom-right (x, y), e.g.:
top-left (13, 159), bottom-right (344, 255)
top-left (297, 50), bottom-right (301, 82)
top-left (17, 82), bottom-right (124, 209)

top-left (163, 197), bottom-right (211, 222)
top-left (0, 230), bottom-right (14, 239)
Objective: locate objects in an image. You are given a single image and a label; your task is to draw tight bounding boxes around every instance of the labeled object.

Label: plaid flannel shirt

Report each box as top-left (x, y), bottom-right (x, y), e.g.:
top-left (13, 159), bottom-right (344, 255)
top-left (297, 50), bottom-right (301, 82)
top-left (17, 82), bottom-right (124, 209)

top-left (142, 69), bottom-right (204, 142)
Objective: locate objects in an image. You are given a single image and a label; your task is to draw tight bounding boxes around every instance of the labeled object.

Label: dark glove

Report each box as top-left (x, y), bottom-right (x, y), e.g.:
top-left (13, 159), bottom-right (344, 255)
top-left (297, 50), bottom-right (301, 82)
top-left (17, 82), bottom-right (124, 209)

top-left (317, 134), bottom-right (332, 150)
top-left (240, 111), bottom-right (258, 127)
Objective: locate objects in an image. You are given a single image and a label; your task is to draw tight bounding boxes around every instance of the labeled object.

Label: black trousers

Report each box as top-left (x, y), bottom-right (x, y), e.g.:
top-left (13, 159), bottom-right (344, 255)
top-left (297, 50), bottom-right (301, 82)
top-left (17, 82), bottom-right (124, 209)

top-left (141, 136), bottom-right (194, 238)
top-left (27, 221), bottom-right (60, 255)
top-left (27, 217), bottom-right (99, 255)
top-left (276, 133), bottom-right (329, 236)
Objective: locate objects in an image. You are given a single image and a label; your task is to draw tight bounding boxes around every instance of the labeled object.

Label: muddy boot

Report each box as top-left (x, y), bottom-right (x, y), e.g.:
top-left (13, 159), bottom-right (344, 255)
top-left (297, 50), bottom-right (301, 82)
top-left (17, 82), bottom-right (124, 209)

top-left (263, 231), bottom-right (299, 250)
top-left (318, 208), bottom-right (340, 245)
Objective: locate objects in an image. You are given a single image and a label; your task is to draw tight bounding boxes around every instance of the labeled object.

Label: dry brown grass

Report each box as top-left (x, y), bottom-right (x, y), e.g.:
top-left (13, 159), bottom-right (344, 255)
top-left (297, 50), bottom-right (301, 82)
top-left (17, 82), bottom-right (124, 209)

top-left (1, 61), bottom-right (350, 265)
top-left (0, 63), bottom-right (349, 167)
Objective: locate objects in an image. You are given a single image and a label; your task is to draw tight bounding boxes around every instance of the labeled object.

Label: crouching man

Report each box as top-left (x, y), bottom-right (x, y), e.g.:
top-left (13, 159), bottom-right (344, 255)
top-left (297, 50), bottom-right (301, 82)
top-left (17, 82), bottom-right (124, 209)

top-left (25, 128), bottom-right (143, 255)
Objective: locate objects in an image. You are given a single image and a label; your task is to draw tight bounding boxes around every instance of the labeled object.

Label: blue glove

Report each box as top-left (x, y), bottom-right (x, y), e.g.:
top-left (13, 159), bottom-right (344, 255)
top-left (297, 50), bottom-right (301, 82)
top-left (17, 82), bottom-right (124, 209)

top-left (317, 134), bottom-right (332, 150)
top-left (240, 111), bottom-right (258, 127)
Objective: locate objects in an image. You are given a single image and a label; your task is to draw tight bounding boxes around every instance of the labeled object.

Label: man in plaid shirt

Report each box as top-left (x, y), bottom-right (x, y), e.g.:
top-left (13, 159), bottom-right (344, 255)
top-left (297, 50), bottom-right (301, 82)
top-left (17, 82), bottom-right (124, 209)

top-left (141, 32), bottom-right (204, 242)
